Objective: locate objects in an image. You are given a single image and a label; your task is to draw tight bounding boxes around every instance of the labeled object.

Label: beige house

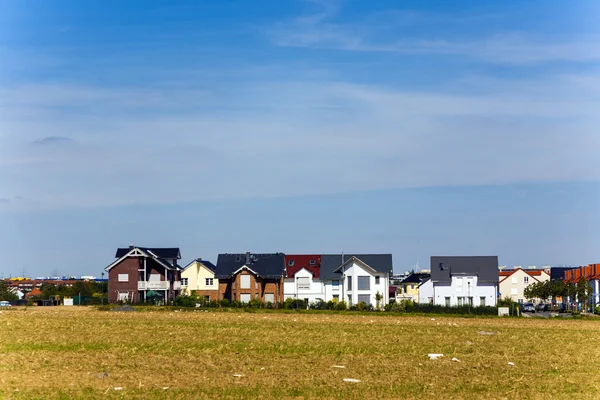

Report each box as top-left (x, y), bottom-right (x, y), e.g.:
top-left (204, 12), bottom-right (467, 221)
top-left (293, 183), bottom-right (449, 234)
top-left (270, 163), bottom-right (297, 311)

top-left (181, 258), bottom-right (218, 298)
top-left (499, 268), bottom-right (550, 304)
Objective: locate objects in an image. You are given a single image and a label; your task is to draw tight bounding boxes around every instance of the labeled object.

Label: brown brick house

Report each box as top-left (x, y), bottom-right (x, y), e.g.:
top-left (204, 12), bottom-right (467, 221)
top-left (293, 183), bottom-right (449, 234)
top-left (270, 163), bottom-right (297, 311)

top-left (105, 245), bottom-right (182, 304)
top-left (215, 252), bottom-right (286, 303)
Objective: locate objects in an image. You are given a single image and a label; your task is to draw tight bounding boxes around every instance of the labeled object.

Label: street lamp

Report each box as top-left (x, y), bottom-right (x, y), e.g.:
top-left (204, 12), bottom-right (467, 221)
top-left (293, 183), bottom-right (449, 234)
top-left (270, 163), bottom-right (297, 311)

top-left (101, 272), bottom-right (105, 305)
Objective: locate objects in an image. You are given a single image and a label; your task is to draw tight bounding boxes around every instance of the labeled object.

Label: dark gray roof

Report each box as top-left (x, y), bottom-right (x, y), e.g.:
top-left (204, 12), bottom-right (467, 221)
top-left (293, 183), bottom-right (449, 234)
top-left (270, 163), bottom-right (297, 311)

top-left (400, 272), bottom-right (430, 284)
top-left (320, 254), bottom-right (393, 280)
top-left (115, 247), bottom-right (181, 259)
top-left (215, 253), bottom-right (285, 279)
top-left (184, 258), bottom-right (216, 272)
top-left (430, 256), bottom-right (498, 284)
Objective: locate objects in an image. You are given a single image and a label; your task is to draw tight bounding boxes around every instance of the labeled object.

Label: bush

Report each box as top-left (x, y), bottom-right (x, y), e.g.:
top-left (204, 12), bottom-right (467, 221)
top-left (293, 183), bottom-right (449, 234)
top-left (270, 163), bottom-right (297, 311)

top-left (595, 306), bottom-right (600, 315)
top-left (248, 298), bottom-right (262, 309)
top-left (219, 298), bottom-right (230, 307)
top-left (283, 298), bottom-right (307, 310)
top-left (356, 301), bottom-right (367, 311)
top-left (310, 300), bottom-right (326, 310)
top-left (334, 301), bottom-right (347, 311)
top-left (173, 295), bottom-right (197, 308)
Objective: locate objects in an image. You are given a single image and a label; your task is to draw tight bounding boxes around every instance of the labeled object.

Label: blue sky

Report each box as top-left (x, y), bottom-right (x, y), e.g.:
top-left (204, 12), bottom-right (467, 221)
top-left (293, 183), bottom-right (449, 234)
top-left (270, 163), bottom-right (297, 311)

top-left (1, 0), bottom-right (599, 277)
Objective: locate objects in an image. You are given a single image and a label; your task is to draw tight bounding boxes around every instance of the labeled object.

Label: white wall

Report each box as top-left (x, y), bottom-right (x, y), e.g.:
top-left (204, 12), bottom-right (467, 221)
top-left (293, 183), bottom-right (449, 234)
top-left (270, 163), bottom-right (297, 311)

top-left (418, 279), bottom-right (433, 304)
top-left (338, 260), bottom-right (389, 307)
top-left (283, 268), bottom-right (325, 303)
top-left (432, 276), bottom-right (497, 306)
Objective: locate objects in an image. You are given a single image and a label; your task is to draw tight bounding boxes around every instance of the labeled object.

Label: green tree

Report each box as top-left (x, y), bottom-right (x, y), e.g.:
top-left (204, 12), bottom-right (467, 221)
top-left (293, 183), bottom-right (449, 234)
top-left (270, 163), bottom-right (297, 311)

top-left (0, 281), bottom-right (19, 301)
top-left (576, 277), bottom-right (592, 311)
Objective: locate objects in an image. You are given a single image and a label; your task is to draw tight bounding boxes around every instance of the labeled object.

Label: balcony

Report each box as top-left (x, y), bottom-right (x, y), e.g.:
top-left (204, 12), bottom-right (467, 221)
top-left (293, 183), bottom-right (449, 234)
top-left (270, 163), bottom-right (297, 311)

top-left (138, 281), bottom-right (169, 290)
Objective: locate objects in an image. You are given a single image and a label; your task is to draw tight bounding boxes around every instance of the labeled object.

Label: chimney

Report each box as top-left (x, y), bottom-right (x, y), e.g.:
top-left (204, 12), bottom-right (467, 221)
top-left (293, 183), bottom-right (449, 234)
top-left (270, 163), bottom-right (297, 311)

top-left (246, 252), bottom-right (251, 265)
top-left (129, 244), bottom-right (134, 250)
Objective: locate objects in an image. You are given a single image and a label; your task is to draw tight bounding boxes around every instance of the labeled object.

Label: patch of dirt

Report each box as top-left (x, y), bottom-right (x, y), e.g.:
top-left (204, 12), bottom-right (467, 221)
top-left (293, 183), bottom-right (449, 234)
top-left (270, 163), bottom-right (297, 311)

top-left (113, 305), bottom-right (137, 312)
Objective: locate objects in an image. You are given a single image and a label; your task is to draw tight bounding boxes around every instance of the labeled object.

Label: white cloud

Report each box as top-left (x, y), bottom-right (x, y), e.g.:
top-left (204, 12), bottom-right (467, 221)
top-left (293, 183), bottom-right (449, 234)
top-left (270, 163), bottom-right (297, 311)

top-left (0, 70), bottom-right (599, 211)
top-left (269, 4), bottom-right (600, 65)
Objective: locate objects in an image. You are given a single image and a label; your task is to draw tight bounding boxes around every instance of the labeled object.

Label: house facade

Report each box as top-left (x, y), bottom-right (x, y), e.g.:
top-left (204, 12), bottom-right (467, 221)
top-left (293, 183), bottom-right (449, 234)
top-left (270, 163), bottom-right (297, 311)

top-left (396, 272), bottom-right (431, 303)
top-left (320, 254), bottom-right (392, 307)
top-left (564, 264), bottom-right (600, 307)
top-left (283, 255), bottom-right (325, 303)
top-left (181, 258), bottom-right (218, 299)
top-left (499, 268), bottom-right (550, 304)
top-left (215, 252), bottom-right (286, 303)
top-left (429, 256), bottom-right (499, 307)
top-left (105, 245), bottom-right (182, 304)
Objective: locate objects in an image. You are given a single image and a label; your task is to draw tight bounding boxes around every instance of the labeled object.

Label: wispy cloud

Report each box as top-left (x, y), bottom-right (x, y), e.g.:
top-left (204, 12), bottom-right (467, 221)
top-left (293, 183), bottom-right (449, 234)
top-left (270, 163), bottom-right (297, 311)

top-left (1, 69), bottom-right (599, 211)
top-left (269, 4), bottom-right (600, 65)
top-left (32, 136), bottom-right (74, 146)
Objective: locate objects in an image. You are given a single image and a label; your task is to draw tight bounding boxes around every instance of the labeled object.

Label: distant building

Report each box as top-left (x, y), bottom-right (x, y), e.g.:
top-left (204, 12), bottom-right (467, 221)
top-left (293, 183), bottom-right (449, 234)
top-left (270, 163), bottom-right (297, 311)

top-left (105, 245), bottom-right (183, 304)
top-left (423, 256), bottom-right (499, 307)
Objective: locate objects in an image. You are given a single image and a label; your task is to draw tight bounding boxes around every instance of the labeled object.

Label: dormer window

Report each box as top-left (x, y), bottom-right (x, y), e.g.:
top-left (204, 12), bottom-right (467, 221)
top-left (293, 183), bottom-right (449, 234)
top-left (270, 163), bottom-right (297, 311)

top-left (288, 260), bottom-right (295, 267)
top-left (309, 260), bottom-right (316, 265)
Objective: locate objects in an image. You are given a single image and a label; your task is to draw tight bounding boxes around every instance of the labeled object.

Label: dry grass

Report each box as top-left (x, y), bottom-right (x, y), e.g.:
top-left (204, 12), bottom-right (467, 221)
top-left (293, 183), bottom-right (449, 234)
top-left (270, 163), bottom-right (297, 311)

top-left (0, 307), bottom-right (599, 399)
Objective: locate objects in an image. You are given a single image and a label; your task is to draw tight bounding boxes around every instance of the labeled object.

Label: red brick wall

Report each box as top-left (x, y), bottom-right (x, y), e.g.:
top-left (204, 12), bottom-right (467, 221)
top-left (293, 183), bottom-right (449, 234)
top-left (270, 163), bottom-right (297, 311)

top-left (218, 271), bottom-right (284, 302)
top-left (108, 257), bottom-right (140, 303)
top-left (108, 257), bottom-right (181, 303)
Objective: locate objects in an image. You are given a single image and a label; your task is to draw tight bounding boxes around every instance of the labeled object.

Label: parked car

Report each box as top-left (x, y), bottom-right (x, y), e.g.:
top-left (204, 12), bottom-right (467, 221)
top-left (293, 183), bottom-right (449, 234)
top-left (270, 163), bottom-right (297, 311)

top-left (0, 301), bottom-right (12, 307)
top-left (521, 303), bottom-right (535, 313)
top-left (536, 303), bottom-right (548, 312)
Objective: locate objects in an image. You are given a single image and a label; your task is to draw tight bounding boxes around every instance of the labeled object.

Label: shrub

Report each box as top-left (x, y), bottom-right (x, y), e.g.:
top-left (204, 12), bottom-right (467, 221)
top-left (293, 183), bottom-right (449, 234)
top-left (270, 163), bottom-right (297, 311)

top-left (356, 301), bottom-right (367, 311)
top-left (248, 298), bottom-right (262, 309)
top-left (173, 295), bottom-right (196, 308)
top-left (594, 306), bottom-right (600, 315)
top-left (219, 298), bottom-right (230, 307)
top-left (334, 301), bottom-right (347, 311)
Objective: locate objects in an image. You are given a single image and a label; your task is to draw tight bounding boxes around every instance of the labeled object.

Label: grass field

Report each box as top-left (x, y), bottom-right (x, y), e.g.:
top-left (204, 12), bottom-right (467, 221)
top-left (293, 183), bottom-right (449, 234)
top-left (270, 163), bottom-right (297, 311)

top-left (1, 307), bottom-right (599, 399)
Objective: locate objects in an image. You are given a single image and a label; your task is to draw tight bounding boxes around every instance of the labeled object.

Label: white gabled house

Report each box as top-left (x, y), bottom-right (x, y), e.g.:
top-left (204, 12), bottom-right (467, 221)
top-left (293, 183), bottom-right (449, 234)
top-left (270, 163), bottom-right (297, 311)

top-left (322, 254), bottom-right (392, 307)
top-left (429, 256), bottom-right (499, 307)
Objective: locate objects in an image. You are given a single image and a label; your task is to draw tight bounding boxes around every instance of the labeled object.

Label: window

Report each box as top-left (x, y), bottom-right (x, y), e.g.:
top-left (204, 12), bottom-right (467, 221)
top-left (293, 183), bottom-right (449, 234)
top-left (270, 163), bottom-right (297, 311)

top-left (347, 276), bottom-right (352, 291)
top-left (468, 297), bottom-right (473, 306)
top-left (332, 294), bottom-right (339, 301)
top-left (347, 295), bottom-right (352, 306)
top-left (240, 293), bottom-right (251, 303)
top-left (205, 278), bottom-right (214, 286)
top-left (403, 285), bottom-right (407, 293)
top-left (411, 285), bottom-right (414, 290)
top-left (118, 292), bottom-right (129, 301)
top-left (265, 293), bottom-right (274, 303)
top-left (524, 276), bottom-right (529, 284)
top-left (149, 273), bottom-right (160, 281)
top-left (309, 259), bottom-right (316, 265)
top-left (458, 297), bottom-right (464, 306)
top-left (511, 277), bottom-right (517, 284)
top-left (240, 275), bottom-right (251, 289)
top-left (357, 276), bottom-right (370, 290)
top-left (181, 278), bottom-right (188, 286)
top-left (480, 297), bottom-right (486, 307)
top-left (445, 297), bottom-right (451, 307)
top-left (118, 274), bottom-right (129, 282)
top-left (456, 277), bottom-right (463, 293)
top-left (375, 276), bottom-right (380, 285)
top-left (511, 288), bottom-right (518, 295)
top-left (255, 281), bottom-right (259, 289)
top-left (288, 260), bottom-right (294, 267)
top-left (358, 294), bottom-right (370, 305)
top-left (297, 277), bottom-right (310, 290)
top-left (332, 280), bottom-right (340, 290)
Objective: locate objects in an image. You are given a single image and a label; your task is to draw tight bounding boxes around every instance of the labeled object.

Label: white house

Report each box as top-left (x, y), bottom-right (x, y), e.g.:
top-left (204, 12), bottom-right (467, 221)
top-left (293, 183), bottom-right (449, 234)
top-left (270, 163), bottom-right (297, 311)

top-left (283, 267), bottom-right (326, 303)
top-left (321, 254), bottom-right (392, 308)
top-left (430, 256), bottom-right (499, 307)
top-left (418, 278), bottom-right (433, 304)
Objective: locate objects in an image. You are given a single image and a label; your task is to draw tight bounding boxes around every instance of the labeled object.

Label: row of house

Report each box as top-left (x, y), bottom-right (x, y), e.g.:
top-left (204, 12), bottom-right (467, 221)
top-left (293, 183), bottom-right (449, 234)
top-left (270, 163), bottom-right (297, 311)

top-left (105, 246), bottom-right (394, 306)
top-left (105, 245), bottom-right (513, 307)
top-left (394, 263), bottom-right (600, 306)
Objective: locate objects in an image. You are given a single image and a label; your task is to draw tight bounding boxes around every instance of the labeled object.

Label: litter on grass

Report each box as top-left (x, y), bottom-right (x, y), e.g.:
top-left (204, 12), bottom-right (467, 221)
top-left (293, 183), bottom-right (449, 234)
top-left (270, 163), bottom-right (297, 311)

top-left (233, 374), bottom-right (243, 377)
top-left (428, 354), bottom-right (443, 360)
top-left (343, 378), bottom-right (361, 383)
top-left (114, 387), bottom-right (123, 391)
top-left (331, 365), bottom-right (346, 369)
top-left (478, 331), bottom-right (499, 335)
top-left (508, 362), bottom-right (515, 366)
top-left (451, 357), bottom-right (461, 362)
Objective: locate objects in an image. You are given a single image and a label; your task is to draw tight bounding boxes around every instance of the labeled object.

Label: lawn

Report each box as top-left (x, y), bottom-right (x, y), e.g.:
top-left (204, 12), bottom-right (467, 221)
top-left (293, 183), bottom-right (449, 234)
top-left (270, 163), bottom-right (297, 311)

top-left (0, 307), bottom-right (599, 399)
